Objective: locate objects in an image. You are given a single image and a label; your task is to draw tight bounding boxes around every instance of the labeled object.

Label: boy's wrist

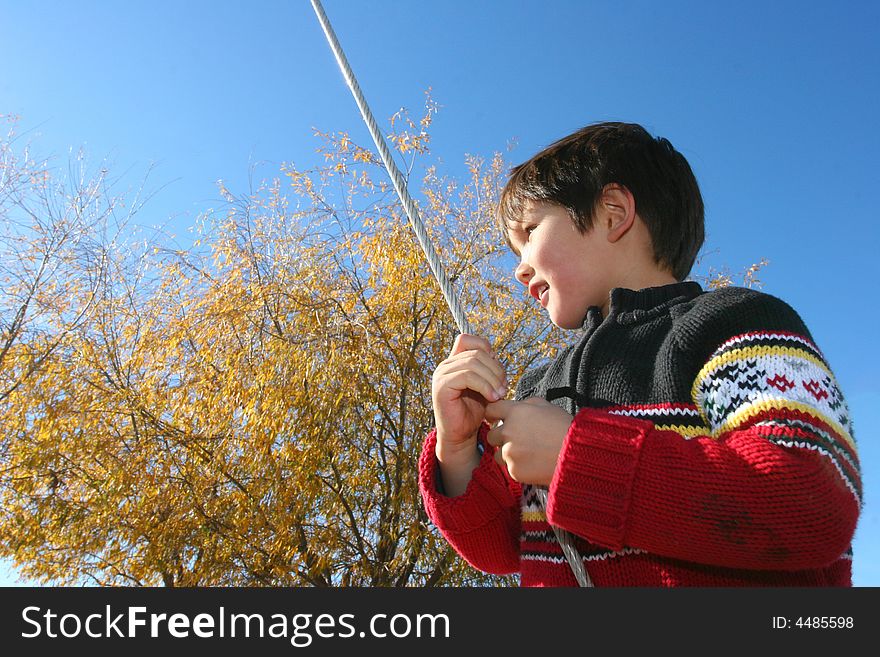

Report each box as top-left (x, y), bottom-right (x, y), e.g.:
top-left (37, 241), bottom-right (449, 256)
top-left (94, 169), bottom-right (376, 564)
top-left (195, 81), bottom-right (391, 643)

top-left (435, 431), bottom-right (482, 498)
top-left (435, 430), bottom-right (481, 464)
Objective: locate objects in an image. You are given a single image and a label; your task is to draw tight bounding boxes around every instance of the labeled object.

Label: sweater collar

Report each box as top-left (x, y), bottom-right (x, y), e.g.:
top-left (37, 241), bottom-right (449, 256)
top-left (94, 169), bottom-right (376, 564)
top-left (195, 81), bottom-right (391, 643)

top-left (582, 281), bottom-right (703, 328)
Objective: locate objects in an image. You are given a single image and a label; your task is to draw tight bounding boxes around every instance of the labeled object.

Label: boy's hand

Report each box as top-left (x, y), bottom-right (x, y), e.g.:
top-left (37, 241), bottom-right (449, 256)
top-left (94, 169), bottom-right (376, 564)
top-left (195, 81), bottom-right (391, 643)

top-left (432, 334), bottom-right (508, 459)
top-left (485, 398), bottom-right (574, 486)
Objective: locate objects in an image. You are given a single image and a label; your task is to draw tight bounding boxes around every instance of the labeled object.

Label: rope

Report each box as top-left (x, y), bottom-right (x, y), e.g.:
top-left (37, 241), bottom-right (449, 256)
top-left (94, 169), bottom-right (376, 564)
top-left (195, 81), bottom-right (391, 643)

top-left (310, 0), bottom-right (470, 336)
top-left (310, 0), bottom-right (590, 588)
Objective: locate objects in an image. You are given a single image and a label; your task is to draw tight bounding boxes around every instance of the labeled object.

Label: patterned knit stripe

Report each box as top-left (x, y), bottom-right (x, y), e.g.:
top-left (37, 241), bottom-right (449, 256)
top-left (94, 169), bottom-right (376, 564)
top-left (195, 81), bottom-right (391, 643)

top-left (692, 334), bottom-right (858, 507)
top-left (521, 483), bottom-right (545, 511)
top-left (749, 409), bottom-right (860, 468)
top-left (714, 330), bottom-right (825, 360)
top-left (521, 541), bottom-right (648, 564)
top-left (603, 402), bottom-right (701, 416)
top-left (604, 403), bottom-right (707, 437)
top-left (521, 551), bottom-right (573, 565)
top-left (522, 525), bottom-right (649, 558)
top-left (520, 548), bottom-right (854, 586)
top-left (652, 424), bottom-right (707, 438)
top-left (521, 532), bottom-right (574, 558)
top-left (522, 486), bottom-right (650, 564)
top-left (521, 536), bottom-right (855, 564)
top-left (692, 344), bottom-right (853, 445)
top-left (718, 398), bottom-right (855, 452)
top-left (522, 488), bottom-right (601, 562)
top-left (756, 420), bottom-right (860, 480)
top-left (751, 418), bottom-right (862, 502)
top-left (697, 345), bottom-right (832, 384)
top-left (756, 417), bottom-right (861, 474)
top-left (522, 541), bottom-right (854, 563)
top-left (522, 509), bottom-right (547, 523)
top-left (599, 404), bottom-right (854, 446)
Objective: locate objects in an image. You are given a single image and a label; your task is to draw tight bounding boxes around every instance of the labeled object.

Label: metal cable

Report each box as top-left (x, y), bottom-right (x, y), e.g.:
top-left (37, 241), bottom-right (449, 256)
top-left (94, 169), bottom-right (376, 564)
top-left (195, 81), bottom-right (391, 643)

top-left (310, 0), bottom-right (470, 336)
top-left (310, 0), bottom-right (590, 587)
top-left (534, 487), bottom-right (592, 587)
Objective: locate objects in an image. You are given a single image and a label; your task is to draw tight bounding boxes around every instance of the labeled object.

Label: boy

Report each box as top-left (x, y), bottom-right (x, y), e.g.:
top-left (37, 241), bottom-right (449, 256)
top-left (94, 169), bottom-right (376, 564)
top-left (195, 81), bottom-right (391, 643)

top-left (420, 122), bottom-right (860, 586)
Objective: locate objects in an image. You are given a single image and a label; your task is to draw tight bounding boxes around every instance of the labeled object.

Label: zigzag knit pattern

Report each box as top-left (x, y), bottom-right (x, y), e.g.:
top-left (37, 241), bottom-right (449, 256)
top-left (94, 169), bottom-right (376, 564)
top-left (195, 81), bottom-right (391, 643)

top-left (694, 330), bottom-right (860, 503)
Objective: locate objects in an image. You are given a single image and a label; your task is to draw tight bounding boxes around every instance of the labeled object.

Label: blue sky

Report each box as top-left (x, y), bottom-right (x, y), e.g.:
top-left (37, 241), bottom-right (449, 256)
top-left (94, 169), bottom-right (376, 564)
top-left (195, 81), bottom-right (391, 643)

top-left (1, 0), bottom-right (877, 585)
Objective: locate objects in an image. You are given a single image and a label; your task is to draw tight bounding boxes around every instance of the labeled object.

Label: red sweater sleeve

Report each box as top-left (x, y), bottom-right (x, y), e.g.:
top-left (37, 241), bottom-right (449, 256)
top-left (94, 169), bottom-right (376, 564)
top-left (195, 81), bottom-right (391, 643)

top-left (419, 424), bottom-right (521, 575)
top-left (547, 331), bottom-right (861, 572)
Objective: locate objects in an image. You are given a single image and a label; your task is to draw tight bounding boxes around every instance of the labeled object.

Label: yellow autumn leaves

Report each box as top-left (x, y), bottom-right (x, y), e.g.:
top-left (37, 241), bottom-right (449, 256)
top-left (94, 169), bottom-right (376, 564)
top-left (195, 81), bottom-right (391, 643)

top-left (0, 108), bottom-right (554, 586)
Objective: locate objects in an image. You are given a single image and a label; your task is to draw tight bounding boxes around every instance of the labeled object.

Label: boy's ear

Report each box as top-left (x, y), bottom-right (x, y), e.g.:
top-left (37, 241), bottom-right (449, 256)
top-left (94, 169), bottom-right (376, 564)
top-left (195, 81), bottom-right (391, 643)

top-left (599, 183), bottom-right (636, 243)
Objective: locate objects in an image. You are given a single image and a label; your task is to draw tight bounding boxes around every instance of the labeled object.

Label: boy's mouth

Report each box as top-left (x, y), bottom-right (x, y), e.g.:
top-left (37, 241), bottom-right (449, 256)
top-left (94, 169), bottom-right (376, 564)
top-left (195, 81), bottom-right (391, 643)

top-left (529, 282), bottom-right (550, 307)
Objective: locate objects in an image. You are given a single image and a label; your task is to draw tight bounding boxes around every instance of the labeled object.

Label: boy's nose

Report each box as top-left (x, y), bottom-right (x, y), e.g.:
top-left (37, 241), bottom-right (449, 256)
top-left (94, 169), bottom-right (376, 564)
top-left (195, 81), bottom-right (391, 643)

top-left (515, 261), bottom-right (534, 286)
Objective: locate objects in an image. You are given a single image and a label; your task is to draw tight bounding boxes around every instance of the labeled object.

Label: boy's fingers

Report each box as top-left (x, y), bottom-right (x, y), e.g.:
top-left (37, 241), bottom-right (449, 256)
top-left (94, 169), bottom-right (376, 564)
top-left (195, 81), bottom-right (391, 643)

top-left (442, 349), bottom-right (507, 387)
top-left (451, 333), bottom-right (494, 358)
top-left (458, 357), bottom-right (502, 388)
top-left (484, 400), bottom-right (515, 423)
top-left (444, 370), bottom-right (505, 403)
top-left (486, 421), bottom-right (506, 446)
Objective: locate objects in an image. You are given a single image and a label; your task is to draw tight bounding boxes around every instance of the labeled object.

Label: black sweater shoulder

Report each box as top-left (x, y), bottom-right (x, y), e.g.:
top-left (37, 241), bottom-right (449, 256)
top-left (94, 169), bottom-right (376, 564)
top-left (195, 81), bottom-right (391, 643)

top-left (670, 286), bottom-right (814, 358)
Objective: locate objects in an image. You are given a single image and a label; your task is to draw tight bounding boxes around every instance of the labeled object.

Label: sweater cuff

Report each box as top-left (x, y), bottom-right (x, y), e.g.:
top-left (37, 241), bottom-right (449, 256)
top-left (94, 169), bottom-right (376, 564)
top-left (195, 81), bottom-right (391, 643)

top-left (547, 408), bottom-right (650, 550)
top-left (419, 425), bottom-right (517, 533)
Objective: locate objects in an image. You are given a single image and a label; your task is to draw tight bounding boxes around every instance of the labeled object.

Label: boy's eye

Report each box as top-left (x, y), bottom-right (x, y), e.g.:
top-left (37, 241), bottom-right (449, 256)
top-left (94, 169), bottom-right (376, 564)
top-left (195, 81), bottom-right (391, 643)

top-left (525, 225), bottom-right (536, 235)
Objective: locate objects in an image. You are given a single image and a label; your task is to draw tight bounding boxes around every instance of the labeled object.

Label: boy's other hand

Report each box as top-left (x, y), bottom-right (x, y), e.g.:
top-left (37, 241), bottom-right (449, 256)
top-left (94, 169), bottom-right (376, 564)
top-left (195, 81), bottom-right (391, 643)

top-left (432, 334), bottom-right (508, 459)
top-left (485, 398), bottom-right (573, 486)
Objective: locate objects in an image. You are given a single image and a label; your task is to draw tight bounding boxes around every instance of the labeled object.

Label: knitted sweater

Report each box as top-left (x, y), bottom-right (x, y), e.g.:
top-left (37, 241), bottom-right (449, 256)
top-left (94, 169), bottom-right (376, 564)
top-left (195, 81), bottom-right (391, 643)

top-left (419, 282), bottom-right (861, 586)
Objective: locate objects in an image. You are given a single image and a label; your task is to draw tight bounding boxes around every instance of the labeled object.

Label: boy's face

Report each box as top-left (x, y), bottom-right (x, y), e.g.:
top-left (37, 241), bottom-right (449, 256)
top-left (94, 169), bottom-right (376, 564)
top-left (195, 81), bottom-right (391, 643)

top-left (507, 200), bottom-right (618, 328)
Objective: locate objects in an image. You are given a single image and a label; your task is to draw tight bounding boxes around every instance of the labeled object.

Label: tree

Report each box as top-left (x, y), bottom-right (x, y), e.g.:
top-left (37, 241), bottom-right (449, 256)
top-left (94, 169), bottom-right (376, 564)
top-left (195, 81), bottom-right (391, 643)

top-left (0, 104), bottom-right (558, 586)
top-left (0, 105), bottom-right (767, 586)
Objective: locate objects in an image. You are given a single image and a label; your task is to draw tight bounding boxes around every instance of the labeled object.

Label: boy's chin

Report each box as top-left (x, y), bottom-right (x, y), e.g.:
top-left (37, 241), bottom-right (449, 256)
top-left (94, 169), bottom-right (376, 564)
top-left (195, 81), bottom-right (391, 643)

top-left (549, 313), bottom-right (584, 330)
top-left (546, 301), bottom-right (591, 329)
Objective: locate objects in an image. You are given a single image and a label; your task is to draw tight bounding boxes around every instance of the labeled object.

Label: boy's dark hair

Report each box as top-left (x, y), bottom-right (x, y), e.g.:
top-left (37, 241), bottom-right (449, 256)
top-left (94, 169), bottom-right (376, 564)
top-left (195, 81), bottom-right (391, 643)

top-left (498, 122), bottom-right (704, 281)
